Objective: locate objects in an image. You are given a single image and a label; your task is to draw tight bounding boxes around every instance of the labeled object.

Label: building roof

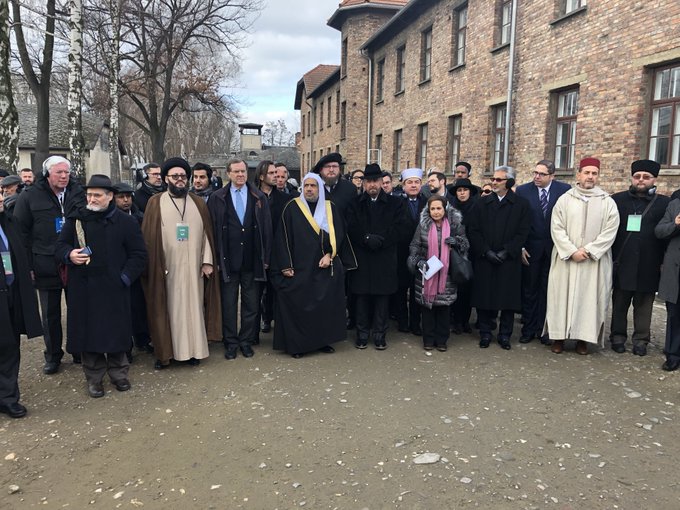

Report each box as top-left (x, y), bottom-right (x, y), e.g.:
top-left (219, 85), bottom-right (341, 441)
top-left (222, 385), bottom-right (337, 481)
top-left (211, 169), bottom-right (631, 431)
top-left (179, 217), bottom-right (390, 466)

top-left (328, 0), bottom-right (407, 31)
top-left (294, 64), bottom-right (341, 110)
top-left (360, 0), bottom-right (436, 51)
top-left (17, 103), bottom-right (106, 151)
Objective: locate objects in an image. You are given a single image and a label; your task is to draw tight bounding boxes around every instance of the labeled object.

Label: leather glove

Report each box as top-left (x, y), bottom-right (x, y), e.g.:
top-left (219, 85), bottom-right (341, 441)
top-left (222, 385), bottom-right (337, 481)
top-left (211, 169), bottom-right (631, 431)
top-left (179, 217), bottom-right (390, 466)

top-left (444, 236), bottom-right (456, 246)
top-left (496, 249), bottom-right (508, 262)
top-left (417, 260), bottom-right (428, 272)
top-left (485, 250), bottom-right (503, 265)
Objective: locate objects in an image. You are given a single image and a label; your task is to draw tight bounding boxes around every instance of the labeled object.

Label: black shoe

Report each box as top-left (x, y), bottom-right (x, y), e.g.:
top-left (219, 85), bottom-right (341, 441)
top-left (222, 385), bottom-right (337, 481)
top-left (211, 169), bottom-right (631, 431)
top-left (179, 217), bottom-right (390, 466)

top-left (291, 353), bottom-right (304, 359)
top-left (88, 383), bottom-right (105, 398)
top-left (319, 345), bottom-right (335, 353)
top-left (72, 354), bottom-right (82, 364)
top-left (261, 321), bottom-right (271, 333)
top-left (498, 338), bottom-right (511, 350)
top-left (411, 327), bottom-right (423, 336)
top-left (241, 344), bottom-right (255, 358)
top-left (436, 345), bottom-right (448, 352)
top-left (224, 346), bottom-right (238, 360)
top-left (611, 343), bottom-right (626, 354)
top-left (632, 345), bottom-right (647, 357)
top-left (138, 344), bottom-right (154, 354)
top-left (187, 357), bottom-right (201, 366)
top-left (374, 338), bottom-right (387, 350)
top-left (355, 338), bottom-right (368, 349)
top-left (540, 335), bottom-right (552, 346)
top-left (113, 379), bottom-right (131, 391)
top-left (43, 361), bottom-right (60, 375)
top-left (662, 359), bottom-right (680, 372)
top-left (154, 359), bottom-right (169, 369)
top-left (479, 335), bottom-right (491, 348)
top-left (0, 402), bottom-right (27, 418)
top-left (462, 323), bottom-right (473, 334)
top-left (519, 335), bottom-right (533, 344)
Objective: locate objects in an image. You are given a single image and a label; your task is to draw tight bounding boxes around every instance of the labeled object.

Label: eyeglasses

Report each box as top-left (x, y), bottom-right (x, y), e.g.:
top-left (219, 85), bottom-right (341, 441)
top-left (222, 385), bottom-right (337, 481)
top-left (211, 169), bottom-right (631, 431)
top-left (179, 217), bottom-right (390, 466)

top-left (352, 176), bottom-right (364, 181)
top-left (167, 174), bottom-right (188, 181)
top-left (490, 177), bottom-right (507, 183)
top-left (533, 171), bottom-right (551, 177)
top-left (481, 189), bottom-right (492, 194)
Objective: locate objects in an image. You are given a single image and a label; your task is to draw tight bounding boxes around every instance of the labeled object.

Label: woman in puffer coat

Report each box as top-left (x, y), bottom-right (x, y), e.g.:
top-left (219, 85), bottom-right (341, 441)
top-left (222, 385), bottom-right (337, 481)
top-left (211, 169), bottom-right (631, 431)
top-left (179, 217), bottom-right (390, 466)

top-left (407, 196), bottom-right (469, 351)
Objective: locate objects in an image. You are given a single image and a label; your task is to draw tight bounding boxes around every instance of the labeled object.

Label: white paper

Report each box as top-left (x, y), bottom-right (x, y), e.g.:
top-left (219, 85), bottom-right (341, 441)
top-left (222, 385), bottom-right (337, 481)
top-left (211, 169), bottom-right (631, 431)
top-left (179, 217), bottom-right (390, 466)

top-left (421, 255), bottom-right (444, 280)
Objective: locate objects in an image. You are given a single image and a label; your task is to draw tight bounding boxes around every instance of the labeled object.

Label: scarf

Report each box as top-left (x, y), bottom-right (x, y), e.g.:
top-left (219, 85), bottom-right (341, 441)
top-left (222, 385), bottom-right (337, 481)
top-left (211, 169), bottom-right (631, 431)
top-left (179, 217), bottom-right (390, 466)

top-left (423, 217), bottom-right (450, 304)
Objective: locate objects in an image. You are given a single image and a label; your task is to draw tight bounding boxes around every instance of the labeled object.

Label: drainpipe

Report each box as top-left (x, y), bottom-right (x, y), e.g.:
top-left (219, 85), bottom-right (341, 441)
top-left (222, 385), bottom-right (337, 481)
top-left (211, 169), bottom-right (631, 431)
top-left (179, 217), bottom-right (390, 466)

top-left (361, 48), bottom-right (373, 165)
top-left (503, 0), bottom-right (518, 166)
top-left (305, 97), bottom-right (314, 177)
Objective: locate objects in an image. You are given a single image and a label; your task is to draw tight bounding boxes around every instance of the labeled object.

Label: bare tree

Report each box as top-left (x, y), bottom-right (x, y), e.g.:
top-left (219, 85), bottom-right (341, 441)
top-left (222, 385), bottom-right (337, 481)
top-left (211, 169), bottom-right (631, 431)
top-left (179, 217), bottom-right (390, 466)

top-left (67, 0), bottom-right (84, 177)
top-left (106, 0), bottom-right (121, 182)
top-left (0, 0), bottom-right (19, 172)
top-left (11, 0), bottom-right (59, 172)
top-left (262, 119), bottom-right (295, 147)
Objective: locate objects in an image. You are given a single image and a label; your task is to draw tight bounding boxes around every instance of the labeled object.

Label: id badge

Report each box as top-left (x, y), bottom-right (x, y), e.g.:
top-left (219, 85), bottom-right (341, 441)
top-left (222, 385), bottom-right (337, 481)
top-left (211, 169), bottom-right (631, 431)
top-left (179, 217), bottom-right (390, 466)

top-left (626, 214), bottom-right (642, 232)
top-left (55, 217), bottom-right (64, 233)
top-left (0, 251), bottom-right (12, 277)
top-left (176, 223), bottom-right (189, 242)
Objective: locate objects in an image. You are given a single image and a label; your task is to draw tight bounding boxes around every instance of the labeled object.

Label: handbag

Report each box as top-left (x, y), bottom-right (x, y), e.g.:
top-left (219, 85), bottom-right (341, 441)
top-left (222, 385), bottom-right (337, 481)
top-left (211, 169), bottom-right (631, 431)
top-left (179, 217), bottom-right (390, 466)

top-left (449, 247), bottom-right (473, 284)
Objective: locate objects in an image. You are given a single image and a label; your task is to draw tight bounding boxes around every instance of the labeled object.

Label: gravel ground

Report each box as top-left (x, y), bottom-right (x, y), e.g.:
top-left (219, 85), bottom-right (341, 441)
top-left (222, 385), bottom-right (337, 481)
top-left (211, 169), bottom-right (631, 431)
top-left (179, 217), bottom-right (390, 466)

top-left (2, 300), bottom-right (679, 509)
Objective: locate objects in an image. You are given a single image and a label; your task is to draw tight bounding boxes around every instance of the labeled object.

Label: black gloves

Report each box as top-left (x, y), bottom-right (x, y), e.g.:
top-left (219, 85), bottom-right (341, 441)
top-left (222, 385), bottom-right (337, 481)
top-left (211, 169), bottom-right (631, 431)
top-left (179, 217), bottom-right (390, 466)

top-left (444, 236), bottom-right (456, 246)
top-left (417, 260), bottom-right (428, 272)
top-left (496, 250), bottom-right (508, 262)
top-left (364, 234), bottom-right (385, 251)
top-left (485, 250), bottom-right (503, 265)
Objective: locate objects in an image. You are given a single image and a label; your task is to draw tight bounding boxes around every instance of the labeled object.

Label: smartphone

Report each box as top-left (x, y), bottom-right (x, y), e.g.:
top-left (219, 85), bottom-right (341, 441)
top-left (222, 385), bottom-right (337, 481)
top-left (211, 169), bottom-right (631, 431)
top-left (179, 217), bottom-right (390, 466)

top-left (80, 246), bottom-right (93, 256)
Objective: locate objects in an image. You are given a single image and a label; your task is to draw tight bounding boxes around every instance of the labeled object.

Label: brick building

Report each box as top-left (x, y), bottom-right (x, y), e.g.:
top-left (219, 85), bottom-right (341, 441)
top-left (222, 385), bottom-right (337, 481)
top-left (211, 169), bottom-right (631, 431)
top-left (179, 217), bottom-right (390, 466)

top-left (295, 0), bottom-right (680, 193)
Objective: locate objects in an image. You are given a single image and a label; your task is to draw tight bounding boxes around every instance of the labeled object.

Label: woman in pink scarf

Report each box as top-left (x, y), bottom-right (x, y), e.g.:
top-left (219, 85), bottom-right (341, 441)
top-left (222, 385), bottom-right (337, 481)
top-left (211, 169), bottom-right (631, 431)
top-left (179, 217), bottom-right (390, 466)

top-left (408, 196), bottom-right (469, 351)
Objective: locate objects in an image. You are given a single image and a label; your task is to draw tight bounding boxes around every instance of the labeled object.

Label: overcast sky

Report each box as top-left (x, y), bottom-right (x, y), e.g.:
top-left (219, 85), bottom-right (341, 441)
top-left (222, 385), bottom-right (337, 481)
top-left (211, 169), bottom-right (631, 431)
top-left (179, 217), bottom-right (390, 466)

top-left (229, 0), bottom-right (341, 131)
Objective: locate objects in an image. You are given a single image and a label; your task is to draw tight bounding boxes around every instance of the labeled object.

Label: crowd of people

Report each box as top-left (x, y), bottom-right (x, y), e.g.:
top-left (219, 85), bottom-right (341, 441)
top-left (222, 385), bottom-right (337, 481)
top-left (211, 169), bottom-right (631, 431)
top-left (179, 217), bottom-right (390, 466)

top-left (1, 152), bottom-right (679, 419)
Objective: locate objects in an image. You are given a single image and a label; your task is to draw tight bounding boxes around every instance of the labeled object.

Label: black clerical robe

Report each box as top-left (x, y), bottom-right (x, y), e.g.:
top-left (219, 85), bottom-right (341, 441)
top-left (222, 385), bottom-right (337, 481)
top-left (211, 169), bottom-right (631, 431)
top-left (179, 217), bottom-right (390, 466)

top-left (270, 198), bottom-right (357, 354)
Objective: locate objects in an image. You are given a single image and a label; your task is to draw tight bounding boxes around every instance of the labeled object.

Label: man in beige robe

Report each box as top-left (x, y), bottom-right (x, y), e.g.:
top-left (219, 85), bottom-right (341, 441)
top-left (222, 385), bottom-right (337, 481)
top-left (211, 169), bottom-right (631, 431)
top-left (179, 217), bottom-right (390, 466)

top-left (142, 157), bottom-right (221, 369)
top-left (544, 157), bottom-right (620, 355)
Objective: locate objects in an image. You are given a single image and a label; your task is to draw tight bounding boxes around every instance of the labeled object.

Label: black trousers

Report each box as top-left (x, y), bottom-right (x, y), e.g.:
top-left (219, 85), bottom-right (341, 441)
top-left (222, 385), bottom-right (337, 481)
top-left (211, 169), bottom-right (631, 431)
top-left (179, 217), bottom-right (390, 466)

top-left (520, 251), bottom-right (550, 338)
top-left (38, 288), bottom-right (65, 363)
top-left (664, 301), bottom-right (680, 362)
top-left (422, 305), bottom-right (450, 347)
top-left (395, 282), bottom-right (421, 331)
top-left (610, 288), bottom-right (655, 346)
top-left (260, 279), bottom-right (275, 324)
top-left (130, 280), bottom-right (151, 348)
top-left (220, 272), bottom-right (261, 348)
top-left (451, 281), bottom-right (472, 327)
top-left (81, 352), bottom-right (129, 385)
top-left (0, 295), bottom-right (21, 405)
top-left (356, 294), bottom-right (389, 340)
top-left (478, 309), bottom-right (515, 339)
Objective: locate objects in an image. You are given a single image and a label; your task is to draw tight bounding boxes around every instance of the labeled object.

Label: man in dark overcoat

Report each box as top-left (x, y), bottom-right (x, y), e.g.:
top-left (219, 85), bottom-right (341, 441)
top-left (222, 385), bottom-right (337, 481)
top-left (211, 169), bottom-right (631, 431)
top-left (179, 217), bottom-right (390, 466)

top-left (610, 159), bottom-right (670, 356)
top-left (467, 166), bottom-right (530, 350)
top-left (13, 156), bottom-right (85, 374)
top-left (0, 193), bottom-right (42, 418)
top-left (346, 163), bottom-right (408, 349)
top-left (395, 168), bottom-right (427, 335)
top-left (515, 159), bottom-right (570, 345)
top-left (313, 152), bottom-right (357, 219)
top-left (56, 175), bottom-right (147, 398)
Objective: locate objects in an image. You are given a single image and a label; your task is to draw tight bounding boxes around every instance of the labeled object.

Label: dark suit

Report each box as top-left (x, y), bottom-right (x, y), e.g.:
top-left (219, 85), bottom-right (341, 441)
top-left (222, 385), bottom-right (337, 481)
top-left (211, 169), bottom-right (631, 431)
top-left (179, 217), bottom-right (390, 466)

top-left (515, 180), bottom-right (570, 340)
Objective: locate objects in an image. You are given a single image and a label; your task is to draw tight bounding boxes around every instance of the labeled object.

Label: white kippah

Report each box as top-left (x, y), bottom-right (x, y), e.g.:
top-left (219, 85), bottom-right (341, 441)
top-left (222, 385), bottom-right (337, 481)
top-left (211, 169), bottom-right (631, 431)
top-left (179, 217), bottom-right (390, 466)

top-left (400, 168), bottom-right (423, 181)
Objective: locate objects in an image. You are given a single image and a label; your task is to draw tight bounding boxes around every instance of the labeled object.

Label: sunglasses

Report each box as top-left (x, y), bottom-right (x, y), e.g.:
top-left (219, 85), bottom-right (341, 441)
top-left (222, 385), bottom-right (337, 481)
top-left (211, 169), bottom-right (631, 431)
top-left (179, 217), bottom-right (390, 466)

top-left (490, 177), bottom-right (507, 183)
top-left (481, 189), bottom-right (492, 194)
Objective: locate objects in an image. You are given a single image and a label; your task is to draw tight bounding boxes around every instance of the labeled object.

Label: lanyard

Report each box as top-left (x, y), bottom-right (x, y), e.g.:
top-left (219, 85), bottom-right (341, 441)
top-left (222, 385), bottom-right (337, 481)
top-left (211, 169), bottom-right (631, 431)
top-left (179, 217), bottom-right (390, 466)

top-left (169, 195), bottom-right (187, 222)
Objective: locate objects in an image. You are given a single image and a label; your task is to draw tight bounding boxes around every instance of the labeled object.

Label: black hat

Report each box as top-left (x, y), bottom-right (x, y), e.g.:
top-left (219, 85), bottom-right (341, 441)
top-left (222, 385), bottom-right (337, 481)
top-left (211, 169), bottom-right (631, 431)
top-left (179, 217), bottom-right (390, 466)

top-left (455, 161), bottom-right (472, 172)
top-left (1, 175), bottom-right (22, 188)
top-left (312, 152), bottom-right (343, 174)
top-left (363, 163), bottom-right (382, 180)
top-left (631, 159), bottom-right (660, 177)
top-left (83, 174), bottom-right (116, 192)
top-left (449, 178), bottom-right (478, 195)
top-left (161, 157), bottom-right (192, 179)
top-left (113, 182), bottom-right (135, 194)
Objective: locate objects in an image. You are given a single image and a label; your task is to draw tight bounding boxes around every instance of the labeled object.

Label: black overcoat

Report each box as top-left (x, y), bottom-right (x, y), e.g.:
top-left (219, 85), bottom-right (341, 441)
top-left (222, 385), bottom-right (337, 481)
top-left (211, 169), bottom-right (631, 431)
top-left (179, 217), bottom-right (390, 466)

top-left (611, 190), bottom-right (670, 293)
top-left (0, 213), bottom-right (42, 344)
top-left (466, 191), bottom-right (530, 311)
top-left (397, 194), bottom-right (428, 287)
top-left (55, 205), bottom-right (147, 353)
top-left (346, 190), bottom-right (408, 295)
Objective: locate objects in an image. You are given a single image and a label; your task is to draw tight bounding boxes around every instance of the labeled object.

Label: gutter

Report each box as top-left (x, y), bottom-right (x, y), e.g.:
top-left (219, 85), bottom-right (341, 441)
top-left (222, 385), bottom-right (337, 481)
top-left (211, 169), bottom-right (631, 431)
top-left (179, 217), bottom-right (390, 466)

top-left (503, 0), bottom-right (518, 166)
top-left (361, 48), bottom-right (373, 165)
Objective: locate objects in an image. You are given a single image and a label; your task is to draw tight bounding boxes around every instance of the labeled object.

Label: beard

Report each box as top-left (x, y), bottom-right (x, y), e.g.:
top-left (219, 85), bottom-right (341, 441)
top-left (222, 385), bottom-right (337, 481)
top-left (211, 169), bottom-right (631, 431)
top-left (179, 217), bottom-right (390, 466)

top-left (86, 203), bottom-right (106, 212)
top-left (168, 182), bottom-right (188, 197)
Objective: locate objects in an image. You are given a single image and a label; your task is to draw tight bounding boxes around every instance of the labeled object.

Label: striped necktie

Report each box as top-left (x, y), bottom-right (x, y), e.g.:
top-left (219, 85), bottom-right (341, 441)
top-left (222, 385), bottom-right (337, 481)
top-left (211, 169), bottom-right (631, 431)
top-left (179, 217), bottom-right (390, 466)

top-left (540, 188), bottom-right (548, 217)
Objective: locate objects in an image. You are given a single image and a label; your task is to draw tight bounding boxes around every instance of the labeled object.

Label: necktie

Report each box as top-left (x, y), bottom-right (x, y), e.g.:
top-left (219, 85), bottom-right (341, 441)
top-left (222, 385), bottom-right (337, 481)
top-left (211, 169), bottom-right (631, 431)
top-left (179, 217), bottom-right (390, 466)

top-left (0, 227), bottom-right (14, 286)
top-left (234, 188), bottom-right (245, 224)
top-left (409, 199), bottom-right (418, 220)
top-left (540, 188), bottom-right (548, 217)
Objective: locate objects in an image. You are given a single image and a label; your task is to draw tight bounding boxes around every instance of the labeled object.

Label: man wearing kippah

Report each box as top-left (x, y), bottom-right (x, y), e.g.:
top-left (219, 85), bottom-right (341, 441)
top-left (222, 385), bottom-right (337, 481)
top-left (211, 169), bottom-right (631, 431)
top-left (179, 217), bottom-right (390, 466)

top-left (544, 157), bottom-right (620, 355)
top-left (609, 160), bottom-right (669, 356)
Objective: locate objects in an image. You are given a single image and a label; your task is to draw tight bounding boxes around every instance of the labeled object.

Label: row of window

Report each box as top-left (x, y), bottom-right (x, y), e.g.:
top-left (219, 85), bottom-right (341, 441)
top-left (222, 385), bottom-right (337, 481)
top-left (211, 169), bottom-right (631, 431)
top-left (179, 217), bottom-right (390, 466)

top-left (374, 0), bottom-right (587, 102)
top-left (301, 90), bottom-right (342, 139)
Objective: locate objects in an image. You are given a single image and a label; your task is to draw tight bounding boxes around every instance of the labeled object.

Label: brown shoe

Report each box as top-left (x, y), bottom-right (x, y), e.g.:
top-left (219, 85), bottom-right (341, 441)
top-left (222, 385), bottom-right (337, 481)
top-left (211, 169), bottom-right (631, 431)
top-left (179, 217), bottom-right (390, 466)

top-left (551, 340), bottom-right (564, 354)
top-left (575, 340), bottom-right (588, 355)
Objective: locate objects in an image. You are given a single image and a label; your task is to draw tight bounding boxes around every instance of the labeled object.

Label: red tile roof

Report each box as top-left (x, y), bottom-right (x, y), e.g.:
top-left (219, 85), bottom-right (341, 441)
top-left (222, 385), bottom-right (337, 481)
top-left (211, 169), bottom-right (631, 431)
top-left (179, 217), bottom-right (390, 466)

top-left (302, 64), bottom-right (340, 94)
top-left (339, 0), bottom-right (408, 6)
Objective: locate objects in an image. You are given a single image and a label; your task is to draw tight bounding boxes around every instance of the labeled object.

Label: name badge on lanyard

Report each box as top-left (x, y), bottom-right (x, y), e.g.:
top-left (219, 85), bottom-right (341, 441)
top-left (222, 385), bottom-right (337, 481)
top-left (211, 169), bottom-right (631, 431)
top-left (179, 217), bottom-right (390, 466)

top-left (1, 251), bottom-right (12, 277)
top-left (176, 223), bottom-right (189, 241)
top-left (626, 214), bottom-right (642, 232)
top-left (55, 217), bottom-right (65, 233)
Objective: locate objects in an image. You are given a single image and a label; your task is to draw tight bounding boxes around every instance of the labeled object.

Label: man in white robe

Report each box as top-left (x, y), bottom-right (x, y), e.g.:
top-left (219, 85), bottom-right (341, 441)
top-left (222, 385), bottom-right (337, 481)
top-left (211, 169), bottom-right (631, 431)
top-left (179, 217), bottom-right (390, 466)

top-left (544, 157), bottom-right (620, 355)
